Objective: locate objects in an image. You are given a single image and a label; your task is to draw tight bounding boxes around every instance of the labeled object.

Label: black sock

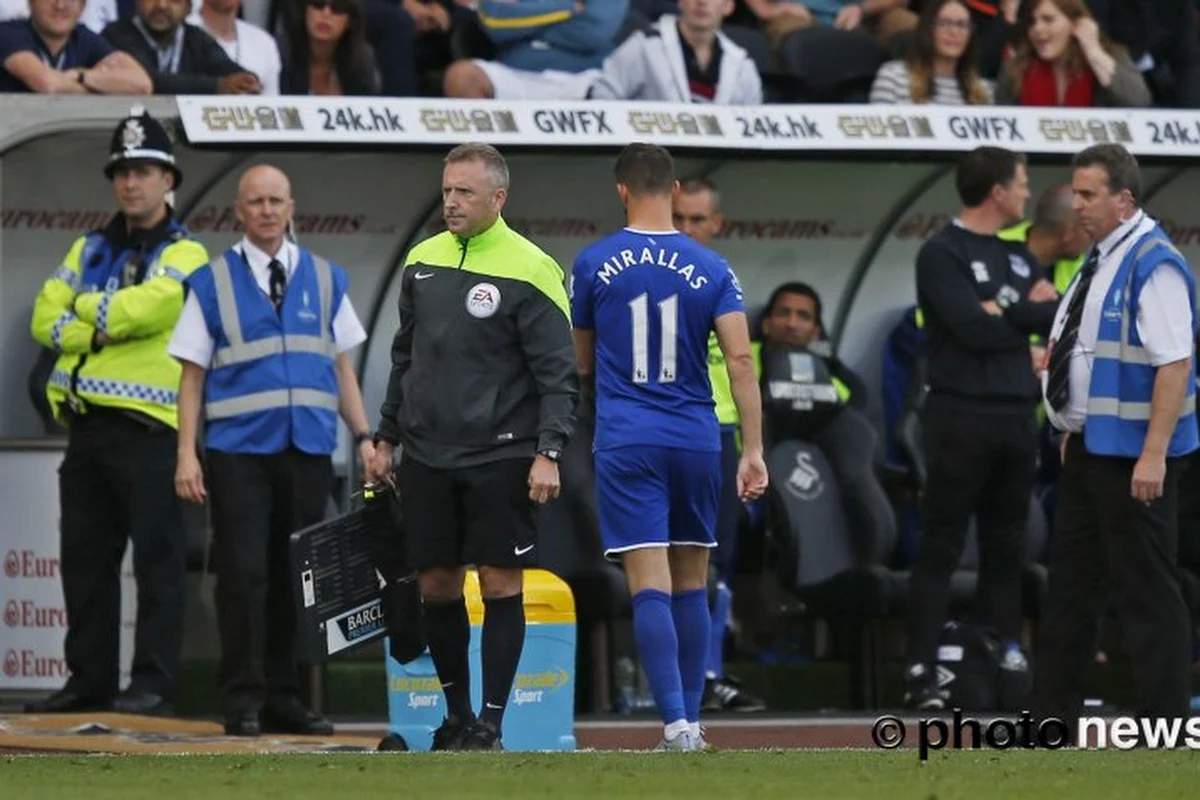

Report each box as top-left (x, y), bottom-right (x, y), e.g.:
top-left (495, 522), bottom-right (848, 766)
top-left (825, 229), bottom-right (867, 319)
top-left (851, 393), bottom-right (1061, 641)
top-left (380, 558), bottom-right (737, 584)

top-left (421, 596), bottom-right (473, 722)
top-left (479, 593), bottom-right (525, 729)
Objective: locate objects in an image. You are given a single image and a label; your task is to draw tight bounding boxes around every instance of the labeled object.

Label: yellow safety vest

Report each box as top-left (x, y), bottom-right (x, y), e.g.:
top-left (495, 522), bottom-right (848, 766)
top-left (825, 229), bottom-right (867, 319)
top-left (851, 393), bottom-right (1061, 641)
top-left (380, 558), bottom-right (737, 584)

top-left (30, 228), bottom-right (209, 429)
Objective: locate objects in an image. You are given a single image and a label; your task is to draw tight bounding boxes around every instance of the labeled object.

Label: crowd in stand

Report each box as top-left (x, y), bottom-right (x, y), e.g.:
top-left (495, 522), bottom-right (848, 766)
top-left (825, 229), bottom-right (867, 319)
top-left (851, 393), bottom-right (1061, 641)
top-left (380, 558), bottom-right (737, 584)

top-left (1, 0), bottom-right (1198, 107)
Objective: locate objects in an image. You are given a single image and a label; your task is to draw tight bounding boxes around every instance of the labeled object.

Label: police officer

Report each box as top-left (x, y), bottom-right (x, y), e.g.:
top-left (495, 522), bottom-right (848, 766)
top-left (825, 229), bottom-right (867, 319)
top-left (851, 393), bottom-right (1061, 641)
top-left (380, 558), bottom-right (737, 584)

top-left (170, 164), bottom-right (376, 737)
top-left (27, 108), bottom-right (209, 716)
top-left (1034, 143), bottom-right (1197, 733)
top-left (367, 143), bottom-right (578, 751)
top-left (904, 146), bottom-right (1059, 710)
top-left (672, 178), bottom-right (766, 713)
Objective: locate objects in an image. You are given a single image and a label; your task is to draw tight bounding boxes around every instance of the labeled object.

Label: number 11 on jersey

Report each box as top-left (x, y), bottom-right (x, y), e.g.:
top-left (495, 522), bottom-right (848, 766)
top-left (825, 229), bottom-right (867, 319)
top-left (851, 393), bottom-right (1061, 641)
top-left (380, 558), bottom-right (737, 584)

top-left (629, 292), bottom-right (677, 384)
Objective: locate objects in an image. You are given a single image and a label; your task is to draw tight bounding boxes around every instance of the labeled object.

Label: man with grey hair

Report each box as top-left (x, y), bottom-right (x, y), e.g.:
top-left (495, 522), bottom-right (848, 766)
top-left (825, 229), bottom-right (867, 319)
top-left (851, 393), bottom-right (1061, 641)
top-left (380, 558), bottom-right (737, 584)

top-left (1033, 142), bottom-right (1198, 741)
top-left (368, 142), bottom-right (579, 751)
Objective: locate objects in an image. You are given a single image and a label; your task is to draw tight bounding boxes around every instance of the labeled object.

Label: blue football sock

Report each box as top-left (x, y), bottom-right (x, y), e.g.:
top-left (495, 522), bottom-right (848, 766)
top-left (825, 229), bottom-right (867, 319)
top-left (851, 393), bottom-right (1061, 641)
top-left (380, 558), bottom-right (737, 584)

top-left (672, 588), bottom-right (710, 725)
top-left (706, 581), bottom-right (732, 680)
top-left (631, 589), bottom-right (687, 725)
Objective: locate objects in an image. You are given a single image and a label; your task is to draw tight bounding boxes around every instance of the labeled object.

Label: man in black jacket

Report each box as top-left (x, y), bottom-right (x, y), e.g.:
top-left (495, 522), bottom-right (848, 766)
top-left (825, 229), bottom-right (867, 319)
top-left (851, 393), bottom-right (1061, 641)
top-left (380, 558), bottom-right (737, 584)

top-left (367, 143), bottom-right (578, 751)
top-left (904, 146), bottom-right (1059, 710)
top-left (104, 0), bottom-right (261, 94)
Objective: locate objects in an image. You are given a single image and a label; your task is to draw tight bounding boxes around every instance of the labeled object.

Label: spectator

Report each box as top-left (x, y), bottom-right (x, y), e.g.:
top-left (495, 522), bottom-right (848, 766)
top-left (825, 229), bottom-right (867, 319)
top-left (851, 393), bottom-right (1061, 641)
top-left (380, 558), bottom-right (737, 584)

top-left (401, 0), bottom-right (464, 89)
top-left (273, 0), bottom-right (414, 96)
top-left (103, 0), bottom-right (261, 94)
top-left (0, 0), bottom-right (151, 93)
top-left (1088, 0), bottom-right (1200, 108)
top-left (950, 0), bottom-right (1019, 80)
top-left (870, 0), bottom-right (992, 104)
top-left (0, 0), bottom-right (120, 34)
top-left (443, 0), bottom-right (629, 100)
top-left (742, 0), bottom-right (918, 52)
top-left (190, 0), bottom-right (282, 95)
top-left (589, 0), bottom-right (761, 103)
top-left (277, 0), bottom-right (379, 95)
top-left (994, 0), bottom-right (1152, 107)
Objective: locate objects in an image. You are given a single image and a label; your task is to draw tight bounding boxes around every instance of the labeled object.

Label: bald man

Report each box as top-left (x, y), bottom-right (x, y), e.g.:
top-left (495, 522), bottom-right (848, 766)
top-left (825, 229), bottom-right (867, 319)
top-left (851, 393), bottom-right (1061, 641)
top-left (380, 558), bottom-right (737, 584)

top-left (1000, 183), bottom-right (1091, 295)
top-left (169, 164), bottom-right (374, 737)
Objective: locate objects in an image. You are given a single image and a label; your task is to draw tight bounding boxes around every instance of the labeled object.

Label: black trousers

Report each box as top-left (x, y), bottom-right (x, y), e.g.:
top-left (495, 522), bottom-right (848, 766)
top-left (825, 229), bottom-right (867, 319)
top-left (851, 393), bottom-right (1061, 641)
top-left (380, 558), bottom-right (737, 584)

top-left (906, 407), bottom-right (1038, 667)
top-left (207, 448), bottom-right (332, 717)
top-left (59, 409), bottom-right (186, 700)
top-left (1033, 434), bottom-right (1192, 725)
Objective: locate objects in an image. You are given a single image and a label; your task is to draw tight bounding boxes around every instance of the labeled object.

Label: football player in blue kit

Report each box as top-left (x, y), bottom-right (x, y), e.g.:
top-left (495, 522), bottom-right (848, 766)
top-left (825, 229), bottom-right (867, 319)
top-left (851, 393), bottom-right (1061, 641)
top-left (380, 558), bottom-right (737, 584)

top-left (571, 143), bottom-right (769, 751)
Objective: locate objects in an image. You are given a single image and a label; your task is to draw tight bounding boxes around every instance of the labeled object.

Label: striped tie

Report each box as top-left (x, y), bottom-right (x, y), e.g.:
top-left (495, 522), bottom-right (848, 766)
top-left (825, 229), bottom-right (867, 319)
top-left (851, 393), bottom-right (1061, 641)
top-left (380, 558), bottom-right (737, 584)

top-left (1045, 248), bottom-right (1100, 414)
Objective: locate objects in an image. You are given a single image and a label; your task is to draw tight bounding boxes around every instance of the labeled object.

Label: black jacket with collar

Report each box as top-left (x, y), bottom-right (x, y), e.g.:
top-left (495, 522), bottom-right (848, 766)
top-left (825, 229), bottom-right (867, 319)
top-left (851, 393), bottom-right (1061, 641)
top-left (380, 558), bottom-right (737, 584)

top-left (101, 19), bottom-right (246, 94)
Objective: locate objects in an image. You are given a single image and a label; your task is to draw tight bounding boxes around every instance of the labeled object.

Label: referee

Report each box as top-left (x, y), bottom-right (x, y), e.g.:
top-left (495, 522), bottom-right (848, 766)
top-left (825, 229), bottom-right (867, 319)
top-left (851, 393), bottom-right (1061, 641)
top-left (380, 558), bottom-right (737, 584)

top-left (367, 143), bottom-right (578, 751)
top-left (904, 146), bottom-right (1059, 710)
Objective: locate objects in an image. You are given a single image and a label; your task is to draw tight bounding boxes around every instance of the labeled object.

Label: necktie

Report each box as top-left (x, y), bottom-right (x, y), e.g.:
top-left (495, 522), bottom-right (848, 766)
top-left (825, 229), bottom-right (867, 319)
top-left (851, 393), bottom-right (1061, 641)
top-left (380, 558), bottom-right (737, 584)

top-left (1045, 248), bottom-right (1100, 414)
top-left (268, 258), bottom-right (286, 314)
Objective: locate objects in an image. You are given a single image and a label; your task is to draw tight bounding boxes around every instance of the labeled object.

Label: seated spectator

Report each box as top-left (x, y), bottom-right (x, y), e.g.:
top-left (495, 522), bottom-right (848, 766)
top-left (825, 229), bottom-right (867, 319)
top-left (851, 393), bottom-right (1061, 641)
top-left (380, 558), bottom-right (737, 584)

top-left (742, 0), bottom-right (917, 53)
top-left (994, 0), bottom-right (1152, 107)
top-left (103, 0), bottom-right (262, 93)
top-left (274, 0), bottom-right (411, 96)
top-left (190, 0), bottom-right (281, 94)
top-left (870, 0), bottom-right (992, 104)
top-left (0, 0), bottom-right (151, 93)
top-left (1, 0), bottom-right (119, 34)
top-left (949, 0), bottom-right (1019, 80)
top-left (588, 0), bottom-right (762, 104)
top-left (1089, 0), bottom-right (1200, 108)
top-left (443, 0), bottom-right (629, 100)
top-left (278, 0), bottom-right (379, 95)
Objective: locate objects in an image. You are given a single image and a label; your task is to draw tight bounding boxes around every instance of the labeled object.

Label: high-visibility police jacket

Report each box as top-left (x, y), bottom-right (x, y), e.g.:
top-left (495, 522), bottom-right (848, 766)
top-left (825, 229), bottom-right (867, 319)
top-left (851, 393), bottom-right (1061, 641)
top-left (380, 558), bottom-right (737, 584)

top-left (998, 220), bottom-right (1086, 294)
top-left (185, 246), bottom-right (346, 456)
top-left (30, 213), bottom-right (208, 429)
top-left (1081, 226), bottom-right (1199, 459)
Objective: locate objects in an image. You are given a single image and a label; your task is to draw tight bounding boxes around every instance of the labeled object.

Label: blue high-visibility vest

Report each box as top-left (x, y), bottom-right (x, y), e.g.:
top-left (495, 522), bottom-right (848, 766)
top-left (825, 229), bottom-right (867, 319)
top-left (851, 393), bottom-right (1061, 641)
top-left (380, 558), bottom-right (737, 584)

top-left (1083, 225), bottom-right (1199, 459)
top-left (186, 246), bottom-right (345, 455)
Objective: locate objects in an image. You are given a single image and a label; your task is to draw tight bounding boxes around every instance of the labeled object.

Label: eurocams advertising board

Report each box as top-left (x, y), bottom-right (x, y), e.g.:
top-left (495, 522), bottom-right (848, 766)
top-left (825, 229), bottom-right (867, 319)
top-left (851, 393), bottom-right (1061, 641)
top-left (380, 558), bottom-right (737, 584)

top-left (177, 96), bottom-right (1200, 157)
top-left (0, 445), bottom-right (136, 691)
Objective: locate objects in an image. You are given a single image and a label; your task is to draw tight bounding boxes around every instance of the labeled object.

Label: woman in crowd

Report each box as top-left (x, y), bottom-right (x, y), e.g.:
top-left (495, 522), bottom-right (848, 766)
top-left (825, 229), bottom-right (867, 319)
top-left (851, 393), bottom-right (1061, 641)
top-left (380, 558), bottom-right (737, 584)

top-left (994, 0), bottom-right (1151, 107)
top-left (870, 0), bottom-right (993, 105)
top-left (279, 0), bottom-right (380, 95)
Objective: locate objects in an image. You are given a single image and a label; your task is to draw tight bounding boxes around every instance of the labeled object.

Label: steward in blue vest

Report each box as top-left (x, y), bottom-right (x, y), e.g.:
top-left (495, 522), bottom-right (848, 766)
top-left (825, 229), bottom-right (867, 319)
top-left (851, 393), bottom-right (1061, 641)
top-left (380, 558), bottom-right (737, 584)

top-left (169, 164), bottom-right (374, 739)
top-left (188, 245), bottom-right (343, 455)
top-left (1034, 143), bottom-right (1197, 738)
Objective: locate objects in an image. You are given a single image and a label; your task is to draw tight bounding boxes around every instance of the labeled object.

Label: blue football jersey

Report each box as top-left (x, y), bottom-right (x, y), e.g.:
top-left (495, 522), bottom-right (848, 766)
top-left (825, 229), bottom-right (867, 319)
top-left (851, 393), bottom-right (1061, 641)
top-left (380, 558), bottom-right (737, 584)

top-left (571, 228), bottom-right (745, 452)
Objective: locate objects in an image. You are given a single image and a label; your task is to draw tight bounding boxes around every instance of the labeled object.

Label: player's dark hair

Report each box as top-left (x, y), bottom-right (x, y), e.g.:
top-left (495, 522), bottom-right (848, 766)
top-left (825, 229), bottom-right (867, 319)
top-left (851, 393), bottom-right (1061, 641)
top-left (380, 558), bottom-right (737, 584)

top-left (765, 281), bottom-right (823, 329)
top-left (955, 146), bottom-right (1026, 208)
top-left (614, 143), bottom-right (676, 196)
top-left (1073, 143), bottom-right (1142, 203)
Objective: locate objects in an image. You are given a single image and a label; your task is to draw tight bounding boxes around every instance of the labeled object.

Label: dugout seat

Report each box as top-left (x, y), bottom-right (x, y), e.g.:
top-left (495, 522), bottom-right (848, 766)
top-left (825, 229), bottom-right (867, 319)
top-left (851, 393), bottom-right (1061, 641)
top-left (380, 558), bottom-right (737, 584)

top-left (758, 343), bottom-right (898, 708)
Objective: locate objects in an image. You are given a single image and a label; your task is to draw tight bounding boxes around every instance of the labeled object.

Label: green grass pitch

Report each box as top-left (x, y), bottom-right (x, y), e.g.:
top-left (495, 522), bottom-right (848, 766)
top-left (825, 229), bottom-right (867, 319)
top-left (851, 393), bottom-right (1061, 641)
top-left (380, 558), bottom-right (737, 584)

top-left (4, 749), bottom-right (1197, 799)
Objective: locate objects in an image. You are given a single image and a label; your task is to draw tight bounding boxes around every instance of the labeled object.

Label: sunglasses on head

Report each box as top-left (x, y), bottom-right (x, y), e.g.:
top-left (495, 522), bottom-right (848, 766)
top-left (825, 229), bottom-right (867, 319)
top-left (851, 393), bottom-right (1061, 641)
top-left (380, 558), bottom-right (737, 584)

top-left (307, 0), bottom-right (353, 14)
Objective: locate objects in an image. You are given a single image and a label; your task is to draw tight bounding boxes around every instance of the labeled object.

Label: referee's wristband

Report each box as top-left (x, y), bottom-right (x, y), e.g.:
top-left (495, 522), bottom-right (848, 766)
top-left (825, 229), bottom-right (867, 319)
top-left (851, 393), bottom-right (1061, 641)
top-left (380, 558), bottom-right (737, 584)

top-left (354, 430), bottom-right (374, 445)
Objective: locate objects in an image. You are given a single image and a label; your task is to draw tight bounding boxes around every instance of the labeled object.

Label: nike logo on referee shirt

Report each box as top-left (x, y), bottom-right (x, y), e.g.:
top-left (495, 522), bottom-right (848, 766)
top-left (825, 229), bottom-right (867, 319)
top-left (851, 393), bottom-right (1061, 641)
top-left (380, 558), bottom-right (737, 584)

top-left (415, 271), bottom-right (434, 280)
top-left (514, 544), bottom-right (534, 556)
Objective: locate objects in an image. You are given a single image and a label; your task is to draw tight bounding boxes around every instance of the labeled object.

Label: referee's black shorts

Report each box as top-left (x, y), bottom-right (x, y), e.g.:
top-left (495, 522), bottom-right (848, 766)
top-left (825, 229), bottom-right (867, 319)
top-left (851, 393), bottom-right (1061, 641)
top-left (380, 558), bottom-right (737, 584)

top-left (397, 454), bottom-right (538, 570)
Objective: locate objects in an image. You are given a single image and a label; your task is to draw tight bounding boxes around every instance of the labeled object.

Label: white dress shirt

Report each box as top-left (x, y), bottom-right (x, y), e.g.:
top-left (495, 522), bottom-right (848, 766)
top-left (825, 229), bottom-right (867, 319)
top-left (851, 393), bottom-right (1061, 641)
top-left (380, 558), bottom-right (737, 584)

top-left (168, 236), bottom-right (367, 368)
top-left (1044, 210), bottom-right (1195, 433)
top-left (187, 11), bottom-right (282, 95)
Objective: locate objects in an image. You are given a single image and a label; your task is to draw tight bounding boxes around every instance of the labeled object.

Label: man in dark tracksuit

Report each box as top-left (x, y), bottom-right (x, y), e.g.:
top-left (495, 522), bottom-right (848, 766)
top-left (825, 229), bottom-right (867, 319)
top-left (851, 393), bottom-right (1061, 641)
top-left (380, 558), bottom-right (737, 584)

top-left (368, 142), bottom-right (578, 751)
top-left (904, 146), bottom-right (1059, 709)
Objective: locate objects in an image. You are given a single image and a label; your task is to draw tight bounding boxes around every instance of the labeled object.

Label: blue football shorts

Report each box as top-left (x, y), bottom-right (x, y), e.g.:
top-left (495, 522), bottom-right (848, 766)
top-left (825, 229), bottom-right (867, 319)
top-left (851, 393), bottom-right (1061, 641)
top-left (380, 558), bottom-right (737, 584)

top-left (593, 445), bottom-right (721, 560)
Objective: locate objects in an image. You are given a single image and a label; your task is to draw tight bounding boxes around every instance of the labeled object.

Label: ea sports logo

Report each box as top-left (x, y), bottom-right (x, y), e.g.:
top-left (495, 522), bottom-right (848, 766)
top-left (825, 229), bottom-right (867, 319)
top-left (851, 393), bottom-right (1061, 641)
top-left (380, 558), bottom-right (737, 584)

top-left (3, 650), bottom-right (17, 678)
top-left (3, 550), bottom-right (17, 578)
top-left (4, 601), bottom-right (18, 628)
top-left (466, 282), bottom-right (500, 319)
